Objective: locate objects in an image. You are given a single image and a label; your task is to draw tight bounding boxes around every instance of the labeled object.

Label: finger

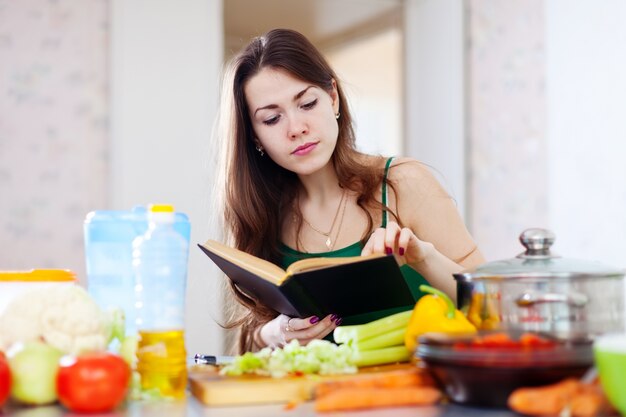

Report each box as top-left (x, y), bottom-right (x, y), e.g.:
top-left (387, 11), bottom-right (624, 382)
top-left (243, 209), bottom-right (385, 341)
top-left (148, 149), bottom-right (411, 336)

top-left (397, 227), bottom-right (414, 256)
top-left (298, 316), bottom-right (337, 343)
top-left (371, 227), bottom-right (387, 255)
top-left (294, 315), bottom-right (334, 339)
top-left (300, 327), bottom-right (335, 345)
top-left (384, 221), bottom-right (402, 253)
top-left (278, 314), bottom-right (290, 331)
top-left (284, 315), bottom-right (329, 344)
top-left (288, 316), bottom-right (320, 331)
top-left (278, 315), bottom-right (293, 344)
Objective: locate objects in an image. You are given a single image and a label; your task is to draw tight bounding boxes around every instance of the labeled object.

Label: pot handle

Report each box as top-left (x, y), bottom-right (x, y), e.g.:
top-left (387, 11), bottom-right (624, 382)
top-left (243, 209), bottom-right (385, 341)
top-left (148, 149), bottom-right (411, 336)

top-left (516, 292), bottom-right (589, 308)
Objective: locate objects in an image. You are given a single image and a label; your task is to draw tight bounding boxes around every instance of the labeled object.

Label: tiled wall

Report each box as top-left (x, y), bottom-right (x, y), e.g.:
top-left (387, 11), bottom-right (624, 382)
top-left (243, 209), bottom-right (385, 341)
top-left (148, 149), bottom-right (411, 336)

top-left (0, 0), bottom-right (108, 281)
top-left (467, 0), bottom-right (548, 259)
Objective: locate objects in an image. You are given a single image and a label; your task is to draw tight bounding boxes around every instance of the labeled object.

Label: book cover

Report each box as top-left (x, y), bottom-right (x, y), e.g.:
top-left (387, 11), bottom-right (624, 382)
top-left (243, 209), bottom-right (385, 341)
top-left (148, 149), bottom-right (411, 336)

top-left (198, 240), bottom-right (415, 318)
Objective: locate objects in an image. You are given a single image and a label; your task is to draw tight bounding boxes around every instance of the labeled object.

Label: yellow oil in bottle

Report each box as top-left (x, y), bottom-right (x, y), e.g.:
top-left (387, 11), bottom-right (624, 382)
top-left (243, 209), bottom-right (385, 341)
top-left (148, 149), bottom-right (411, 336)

top-left (136, 329), bottom-right (187, 399)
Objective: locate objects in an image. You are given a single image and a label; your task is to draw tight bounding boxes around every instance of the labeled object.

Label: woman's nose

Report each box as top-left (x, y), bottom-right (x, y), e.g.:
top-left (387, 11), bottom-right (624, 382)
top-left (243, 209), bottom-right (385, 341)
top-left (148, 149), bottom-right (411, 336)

top-left (288, 116), bottom-right (308, 139)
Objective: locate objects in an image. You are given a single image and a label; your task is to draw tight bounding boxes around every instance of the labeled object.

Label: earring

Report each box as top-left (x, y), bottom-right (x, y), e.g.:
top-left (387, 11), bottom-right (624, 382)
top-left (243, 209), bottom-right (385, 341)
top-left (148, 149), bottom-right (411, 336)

top-left (335, 112), bottom-right (340, 120)
top-left (255, 144), bottom-right (265, 156)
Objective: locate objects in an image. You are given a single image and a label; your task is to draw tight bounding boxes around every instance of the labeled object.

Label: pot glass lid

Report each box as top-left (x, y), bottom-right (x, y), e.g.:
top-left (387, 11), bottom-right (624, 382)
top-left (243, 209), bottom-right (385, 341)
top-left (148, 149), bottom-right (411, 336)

top-left (456, 228), bottom-right (624, 280)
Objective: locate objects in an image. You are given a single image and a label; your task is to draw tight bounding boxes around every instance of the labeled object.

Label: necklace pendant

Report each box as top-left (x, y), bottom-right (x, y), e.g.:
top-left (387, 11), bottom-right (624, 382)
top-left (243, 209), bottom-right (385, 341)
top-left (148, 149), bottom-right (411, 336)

top-left (325, 237), bottom-right (332, 248)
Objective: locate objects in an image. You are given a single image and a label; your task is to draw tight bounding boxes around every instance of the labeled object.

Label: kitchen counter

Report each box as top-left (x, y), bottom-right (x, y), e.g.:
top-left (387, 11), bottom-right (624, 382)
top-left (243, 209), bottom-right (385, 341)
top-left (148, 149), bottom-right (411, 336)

top-left (5, 396), bottom-right (520, 417)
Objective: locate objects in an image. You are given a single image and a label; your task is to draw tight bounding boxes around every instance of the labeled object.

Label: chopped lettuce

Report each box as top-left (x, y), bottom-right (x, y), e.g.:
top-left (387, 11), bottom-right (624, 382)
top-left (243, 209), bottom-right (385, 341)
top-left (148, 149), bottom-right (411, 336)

top-left (220, 340), bottom-right (357, 378)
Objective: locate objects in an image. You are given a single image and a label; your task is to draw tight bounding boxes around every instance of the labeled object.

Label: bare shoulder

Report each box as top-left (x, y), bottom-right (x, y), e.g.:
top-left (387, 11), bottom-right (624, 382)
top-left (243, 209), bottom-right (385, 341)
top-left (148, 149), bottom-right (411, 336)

top-left (386, 157), bottom-right (448, 197)
top-left (387, 157), bottom-right (432, 178)
top-left (357, 153), bottom-right (388, 170)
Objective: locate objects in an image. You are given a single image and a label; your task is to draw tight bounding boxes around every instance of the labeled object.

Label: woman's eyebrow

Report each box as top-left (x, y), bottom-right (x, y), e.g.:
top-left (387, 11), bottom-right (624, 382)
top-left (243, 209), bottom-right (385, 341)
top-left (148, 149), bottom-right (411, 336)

top-left (294, 85), bottom-right (315, 100)
top-left (253, 86), bottom-right (316, 116)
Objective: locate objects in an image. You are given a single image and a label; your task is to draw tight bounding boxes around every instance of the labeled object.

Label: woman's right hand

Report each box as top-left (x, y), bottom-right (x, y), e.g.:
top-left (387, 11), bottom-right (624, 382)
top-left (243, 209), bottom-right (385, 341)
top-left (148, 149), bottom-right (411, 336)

top-left (259, 313), bottom-right (340, 348)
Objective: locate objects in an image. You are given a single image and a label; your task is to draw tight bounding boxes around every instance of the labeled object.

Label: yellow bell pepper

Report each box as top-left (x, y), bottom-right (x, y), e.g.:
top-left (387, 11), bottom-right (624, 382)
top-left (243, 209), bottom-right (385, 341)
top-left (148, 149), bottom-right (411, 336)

top-left (404, 285), bottom-right (477, 353)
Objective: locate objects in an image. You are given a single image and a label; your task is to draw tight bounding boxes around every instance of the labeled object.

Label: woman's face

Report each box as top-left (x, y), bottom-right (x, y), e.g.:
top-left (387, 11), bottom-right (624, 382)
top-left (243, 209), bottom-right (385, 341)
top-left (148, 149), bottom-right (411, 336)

top-left (244, 67), bottom-right (340, 176)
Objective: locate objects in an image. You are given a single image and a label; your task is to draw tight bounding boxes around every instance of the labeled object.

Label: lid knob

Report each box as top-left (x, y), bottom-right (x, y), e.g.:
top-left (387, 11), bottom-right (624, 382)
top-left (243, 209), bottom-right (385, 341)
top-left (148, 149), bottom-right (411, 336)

top-left (518, 228), bottom-right (556, 259)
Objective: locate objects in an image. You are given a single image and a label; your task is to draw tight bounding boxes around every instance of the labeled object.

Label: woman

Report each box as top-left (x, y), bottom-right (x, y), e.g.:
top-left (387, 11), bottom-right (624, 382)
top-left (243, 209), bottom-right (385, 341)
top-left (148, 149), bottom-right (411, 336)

top-left (215, 28), bottom-right (484, 353)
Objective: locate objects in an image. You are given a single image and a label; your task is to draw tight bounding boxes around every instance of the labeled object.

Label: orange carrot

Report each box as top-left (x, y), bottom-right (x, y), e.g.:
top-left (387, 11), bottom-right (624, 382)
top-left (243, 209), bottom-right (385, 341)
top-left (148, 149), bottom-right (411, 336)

top-left (315, 368), bottom-right (434, 398)
top-left (315, 386), bottom-right (442, 412)
top-left (508, 378), bottom-right (580, 416)
top-left (508, 378), bottom-right (617, 417)
top-left (571, 384), bottom-right (613, 417)
top-left (283, 400), bottom-right (299, 411)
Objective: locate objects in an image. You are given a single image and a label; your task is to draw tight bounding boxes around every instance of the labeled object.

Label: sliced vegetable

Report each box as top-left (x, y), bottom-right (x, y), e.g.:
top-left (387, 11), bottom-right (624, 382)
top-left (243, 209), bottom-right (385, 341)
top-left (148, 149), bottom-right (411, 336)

top-left (353, 345), bottom-right (410, 368)
top-left (221, 340), bottom-right (357, 378)
top-left (333, 310), bottom-right (412, 345)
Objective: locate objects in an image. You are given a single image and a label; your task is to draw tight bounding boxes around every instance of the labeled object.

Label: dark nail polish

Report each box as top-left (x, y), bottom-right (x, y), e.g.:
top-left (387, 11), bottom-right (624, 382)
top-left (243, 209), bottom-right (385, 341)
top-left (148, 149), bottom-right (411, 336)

top-left (385, 247), bottom-right (392, 255)
top-left (335, 318), bottom-right (343, 326)
top-left (399, 247), bottom-right (405, 256)
top-left (310, 316), bottom-right (320, 324)
top-left (330, 314), bottom-right (338, 321)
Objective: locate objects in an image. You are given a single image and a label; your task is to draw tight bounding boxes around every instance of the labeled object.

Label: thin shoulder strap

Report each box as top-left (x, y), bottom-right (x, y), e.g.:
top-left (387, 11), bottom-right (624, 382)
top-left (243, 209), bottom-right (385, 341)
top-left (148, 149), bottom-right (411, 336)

top-left (382, 157), bottom-right (395, 227)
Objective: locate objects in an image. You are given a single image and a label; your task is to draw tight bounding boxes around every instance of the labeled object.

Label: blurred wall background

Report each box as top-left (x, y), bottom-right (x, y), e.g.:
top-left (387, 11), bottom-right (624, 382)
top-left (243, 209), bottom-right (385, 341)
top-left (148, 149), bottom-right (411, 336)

top-left (1, 0), bottom-right (625, 355)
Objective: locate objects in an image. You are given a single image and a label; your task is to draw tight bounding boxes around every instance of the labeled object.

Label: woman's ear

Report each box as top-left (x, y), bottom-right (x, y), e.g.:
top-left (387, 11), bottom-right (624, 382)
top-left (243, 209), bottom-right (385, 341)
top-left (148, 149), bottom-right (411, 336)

top-left (330, 79), bottom-right (340, 115)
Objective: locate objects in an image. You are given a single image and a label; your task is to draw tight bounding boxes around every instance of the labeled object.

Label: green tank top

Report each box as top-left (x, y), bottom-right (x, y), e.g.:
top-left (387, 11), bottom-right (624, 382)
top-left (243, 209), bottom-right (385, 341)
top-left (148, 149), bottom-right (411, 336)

top-left (279, 157), bottom-right (430, 326)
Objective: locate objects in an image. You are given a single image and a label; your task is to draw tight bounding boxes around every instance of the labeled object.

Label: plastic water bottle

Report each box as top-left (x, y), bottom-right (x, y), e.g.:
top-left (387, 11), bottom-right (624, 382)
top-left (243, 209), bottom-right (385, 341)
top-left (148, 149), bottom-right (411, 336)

top-left (132, 204), bottom-right (189, 399)
top-left (84, 206), bottom-right (191, 339)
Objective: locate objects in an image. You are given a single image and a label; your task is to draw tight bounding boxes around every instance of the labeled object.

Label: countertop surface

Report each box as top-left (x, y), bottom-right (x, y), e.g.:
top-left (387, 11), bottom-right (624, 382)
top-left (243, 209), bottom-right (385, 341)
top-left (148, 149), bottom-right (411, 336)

top-left (4, 396), bottom-right (521, 417)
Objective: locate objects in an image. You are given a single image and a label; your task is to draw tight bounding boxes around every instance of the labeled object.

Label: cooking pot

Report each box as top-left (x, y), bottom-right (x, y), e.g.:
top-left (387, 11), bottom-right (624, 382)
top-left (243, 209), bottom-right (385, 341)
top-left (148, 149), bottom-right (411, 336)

top-left (454, 228), bottom-right (625, 340)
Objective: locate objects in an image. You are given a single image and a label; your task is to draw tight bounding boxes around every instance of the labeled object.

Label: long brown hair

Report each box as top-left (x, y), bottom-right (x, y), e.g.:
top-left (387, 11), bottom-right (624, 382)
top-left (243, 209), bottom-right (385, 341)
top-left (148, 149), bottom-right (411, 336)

top-left (217, 29), bottom-right (397, 353)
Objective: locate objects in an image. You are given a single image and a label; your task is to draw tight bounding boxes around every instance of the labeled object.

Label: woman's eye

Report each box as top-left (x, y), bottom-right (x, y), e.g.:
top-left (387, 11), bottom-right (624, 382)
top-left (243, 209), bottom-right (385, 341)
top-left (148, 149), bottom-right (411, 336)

top-left (263, 115), bottom-right (280, 126)
top-left (301, 99), bottom-right (318, 110)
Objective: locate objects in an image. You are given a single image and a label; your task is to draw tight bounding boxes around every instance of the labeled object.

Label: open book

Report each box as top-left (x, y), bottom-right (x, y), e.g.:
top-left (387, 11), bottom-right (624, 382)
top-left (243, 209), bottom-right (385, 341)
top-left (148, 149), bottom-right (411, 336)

top-left (198, 239), bottom-right (415, 318)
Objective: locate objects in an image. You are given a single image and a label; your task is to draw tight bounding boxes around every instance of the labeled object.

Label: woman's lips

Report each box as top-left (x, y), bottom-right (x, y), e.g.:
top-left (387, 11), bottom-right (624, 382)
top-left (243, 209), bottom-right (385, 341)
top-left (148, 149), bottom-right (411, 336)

top-left (292, 141), bottom-right (319, 156)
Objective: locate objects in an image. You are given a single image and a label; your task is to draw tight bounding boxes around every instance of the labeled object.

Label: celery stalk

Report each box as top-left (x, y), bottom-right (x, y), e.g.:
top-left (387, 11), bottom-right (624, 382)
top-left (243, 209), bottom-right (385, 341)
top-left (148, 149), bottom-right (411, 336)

top-left (353, 345), bottom-right (411, 367)
top-left (356, 327), bottom-right (406, 351)
top-left (333, 310), bottom-right (412, 344)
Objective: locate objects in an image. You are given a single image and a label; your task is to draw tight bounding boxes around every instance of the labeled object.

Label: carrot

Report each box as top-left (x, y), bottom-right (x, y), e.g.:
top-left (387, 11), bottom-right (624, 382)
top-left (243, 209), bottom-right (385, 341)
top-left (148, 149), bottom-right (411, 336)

top-left (508, 378), bottom-right (580, 416)
top-left (283, 400), bottom-right (299, 411)
top-left (315, 386), bottom-right (442, 412)
top-left (315, 368), bottom-right (434, 398)
top-left (508, 378), bottom-right (616, 417)
top-left (570, 384), bottom-right (613, 417)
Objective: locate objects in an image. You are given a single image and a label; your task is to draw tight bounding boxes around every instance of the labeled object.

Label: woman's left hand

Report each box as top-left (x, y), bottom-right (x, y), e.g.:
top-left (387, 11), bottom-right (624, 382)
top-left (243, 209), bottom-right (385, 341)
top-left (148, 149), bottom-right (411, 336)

top-left (361, 221), bottom-right (434, 268)
top-left (259, 314), bottom-right (339, 348)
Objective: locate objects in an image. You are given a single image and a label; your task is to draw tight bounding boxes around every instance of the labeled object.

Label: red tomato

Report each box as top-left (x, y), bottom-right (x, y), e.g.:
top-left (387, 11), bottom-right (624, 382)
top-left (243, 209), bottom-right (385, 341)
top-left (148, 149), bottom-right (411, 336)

top-left (0, 351), bottom-right (10, 407)
top-left (57, 352), bottom-right (131, 413)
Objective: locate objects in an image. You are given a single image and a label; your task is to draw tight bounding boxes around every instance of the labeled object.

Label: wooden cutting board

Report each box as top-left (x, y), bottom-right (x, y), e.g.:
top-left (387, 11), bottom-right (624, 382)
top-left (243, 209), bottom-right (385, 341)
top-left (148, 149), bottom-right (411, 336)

top-left (188, 362), bottom-right (416, 406)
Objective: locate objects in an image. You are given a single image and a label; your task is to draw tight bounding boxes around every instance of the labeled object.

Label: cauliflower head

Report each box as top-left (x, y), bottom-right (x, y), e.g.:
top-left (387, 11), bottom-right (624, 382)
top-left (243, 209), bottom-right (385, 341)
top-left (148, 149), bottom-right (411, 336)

top-left (0, 285), bottom-right (110, 354)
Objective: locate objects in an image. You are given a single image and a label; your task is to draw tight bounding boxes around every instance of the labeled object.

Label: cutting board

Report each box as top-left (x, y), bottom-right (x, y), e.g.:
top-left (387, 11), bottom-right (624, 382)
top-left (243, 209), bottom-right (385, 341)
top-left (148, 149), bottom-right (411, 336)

top-left (188, 362), bottom-right (416, 406)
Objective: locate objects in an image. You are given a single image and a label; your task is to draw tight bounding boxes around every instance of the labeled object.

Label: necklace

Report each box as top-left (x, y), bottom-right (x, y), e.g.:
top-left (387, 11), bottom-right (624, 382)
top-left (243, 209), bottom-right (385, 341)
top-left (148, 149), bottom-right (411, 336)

top-left (301, 189), bottom-right (346, 249)
top-left (329, 190), bottom-right (348, 249)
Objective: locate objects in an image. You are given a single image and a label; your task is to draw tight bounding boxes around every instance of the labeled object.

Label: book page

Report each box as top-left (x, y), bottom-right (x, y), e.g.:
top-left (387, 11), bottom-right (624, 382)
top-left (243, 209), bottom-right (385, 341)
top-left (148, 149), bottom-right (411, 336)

top-left (200, 240), bottom-right (287, 285)
top-left (286, 253), bottom-right (386, 275)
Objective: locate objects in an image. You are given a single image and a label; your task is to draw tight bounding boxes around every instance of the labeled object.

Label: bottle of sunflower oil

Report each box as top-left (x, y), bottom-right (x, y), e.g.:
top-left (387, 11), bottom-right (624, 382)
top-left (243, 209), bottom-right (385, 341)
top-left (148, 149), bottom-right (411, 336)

top-left (132, 204), bottom-right (189, 399)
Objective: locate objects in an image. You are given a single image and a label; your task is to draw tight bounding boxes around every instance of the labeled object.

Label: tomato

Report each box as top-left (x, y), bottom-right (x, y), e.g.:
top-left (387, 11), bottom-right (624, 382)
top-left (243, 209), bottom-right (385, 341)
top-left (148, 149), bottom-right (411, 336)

top-left (57, 352), bottom-right (131, 413)
top-left (0, 351), bottom-right (10, 407)
top-left (453, 332), bottom-right (557, 351)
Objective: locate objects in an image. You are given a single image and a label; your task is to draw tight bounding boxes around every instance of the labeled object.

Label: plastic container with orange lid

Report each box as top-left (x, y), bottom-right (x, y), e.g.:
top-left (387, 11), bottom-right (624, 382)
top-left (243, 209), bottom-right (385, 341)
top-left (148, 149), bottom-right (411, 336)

top-left (0, 269), bottom-right (77, 315)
